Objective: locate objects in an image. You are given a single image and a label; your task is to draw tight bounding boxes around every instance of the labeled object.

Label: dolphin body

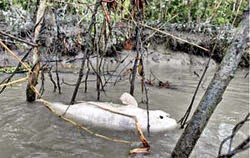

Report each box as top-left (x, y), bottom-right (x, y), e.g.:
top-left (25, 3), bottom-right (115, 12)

top-left (41, 93), bottom-right (177, 132)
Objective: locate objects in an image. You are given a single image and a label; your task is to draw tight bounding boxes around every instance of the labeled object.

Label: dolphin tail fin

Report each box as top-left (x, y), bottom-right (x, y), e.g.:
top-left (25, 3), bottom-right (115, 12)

top-left (119, 92), bottom-right (138, 107)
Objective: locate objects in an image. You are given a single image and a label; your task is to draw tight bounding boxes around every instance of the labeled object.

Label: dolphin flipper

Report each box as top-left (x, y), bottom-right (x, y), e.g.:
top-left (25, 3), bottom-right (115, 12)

top-left (119, 92), bottom-right (138, 107)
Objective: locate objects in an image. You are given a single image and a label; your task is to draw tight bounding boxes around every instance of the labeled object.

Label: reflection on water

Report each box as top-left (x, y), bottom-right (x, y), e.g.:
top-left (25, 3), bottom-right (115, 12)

top-left (0, 66), bottom-right (248, 158)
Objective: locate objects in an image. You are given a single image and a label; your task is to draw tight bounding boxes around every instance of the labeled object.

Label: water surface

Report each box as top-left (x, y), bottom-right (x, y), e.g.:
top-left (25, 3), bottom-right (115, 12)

top-left (0, 60), bottom-right (248, 158)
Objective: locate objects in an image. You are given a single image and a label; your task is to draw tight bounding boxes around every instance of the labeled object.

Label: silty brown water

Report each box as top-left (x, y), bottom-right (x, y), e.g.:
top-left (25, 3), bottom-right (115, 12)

top-left (0, 52), bottom-right (248, 158)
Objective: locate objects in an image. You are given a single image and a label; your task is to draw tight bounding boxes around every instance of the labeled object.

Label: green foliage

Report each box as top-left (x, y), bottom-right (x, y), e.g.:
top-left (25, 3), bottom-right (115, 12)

top-left (0, 0), bottom-right (9, 10)
top-left (0, 67), bottom-right (16, 73)
top-left (145, 0), bottom-right (248, 26)
top-left (0, 0), bottom-right (37, 11)
top-left (0, 64), bottom-right (31, 73)
top-left (1, 0), bottom-right (247, 27)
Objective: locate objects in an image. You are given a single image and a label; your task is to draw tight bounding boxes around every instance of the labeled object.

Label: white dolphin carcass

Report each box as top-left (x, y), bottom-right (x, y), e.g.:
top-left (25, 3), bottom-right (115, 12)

top-left (39, 93), bottom-right (177, 132)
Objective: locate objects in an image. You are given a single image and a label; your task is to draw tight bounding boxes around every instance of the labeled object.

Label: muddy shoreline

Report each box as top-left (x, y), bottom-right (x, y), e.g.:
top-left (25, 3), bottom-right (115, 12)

top-left (0, 7), bottom-right (249, 69)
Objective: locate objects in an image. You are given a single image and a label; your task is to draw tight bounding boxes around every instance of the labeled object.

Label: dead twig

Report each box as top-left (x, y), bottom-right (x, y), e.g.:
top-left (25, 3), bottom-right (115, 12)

top-left (39, 69), bottom-right (45, 96)
top-left (0, 48), bottom-right (31, 93)
top-left (88, 58), bottom-right (106, 92)
top-left (178, 57), bottom-right (211, 128)
top-left (69, 50), bottom-right (87, 105)
top-left (55, 54), bottom-right (61, 94)
top-left (61, 78), bottom-right (96, 86)
top-left (84, 57), bottom-right (90, 93)
top-left (0, 31), bottom-right (38, 47)
top-left (123, 18), bottom-right (210, 53)
top-left (178, 43), bottom-right (217, 128)
top-left (139, 57), bottom-right (150, 137)
top-left (0, 41), bottom-right (32, 73)
top-left (48, 67), bottom-right (57, 92)
top-left (0, 77), bottom-right (28, 87)
top-left (103, 55), bottom-right (129, 87)
top-left (218, 113), bottom-right (250, 158)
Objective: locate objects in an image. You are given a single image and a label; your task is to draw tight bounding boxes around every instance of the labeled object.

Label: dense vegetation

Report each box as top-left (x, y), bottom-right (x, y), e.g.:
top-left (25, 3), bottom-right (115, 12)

top-left (146, 0), bottom-right (247, 26)
top-left (0, 1), bottom-right (248, 157)
top-left (0, 0), bottom-right (247, 26)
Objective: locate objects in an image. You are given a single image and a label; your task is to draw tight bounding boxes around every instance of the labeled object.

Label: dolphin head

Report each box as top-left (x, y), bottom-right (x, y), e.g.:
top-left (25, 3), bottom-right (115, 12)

top-left (148, 110), bottom-right (177, 132)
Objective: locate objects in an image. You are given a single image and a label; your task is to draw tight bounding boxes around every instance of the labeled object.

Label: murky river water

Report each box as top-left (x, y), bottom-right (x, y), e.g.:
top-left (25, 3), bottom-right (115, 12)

top-left (0, 56), bottom-right (249, 158)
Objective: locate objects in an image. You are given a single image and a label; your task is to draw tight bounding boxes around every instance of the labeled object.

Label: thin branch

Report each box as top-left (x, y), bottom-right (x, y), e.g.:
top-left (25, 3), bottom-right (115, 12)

top-left (122, 17), bottom-right (210, 52)
top-left (39, 69), bottom-right (45, 96)
top-left (103, 55), bottom-right (129, 87)
top-left (55, 54), bottom-right (61, 94)
top-left (0, 31), bottom-right (38, 47)
top-left (0, 40), bottom-right (32, 73)
top-left (61, 78), bottom-right (96, 86)
top-left (232, 0), bottom-right (243, 25)
top-left (140, 57), bottom-right (150, 137)
top-left (88, 58), bottom-right (105, 92)
top-left (0, 77), bottom-right (28, 87)
top-left (48, 67), bottom-right (57, 92)
top-left (113, 59), bottom-right (133, 85)
top-left (218, 113), bottom-right (250, 158)
top-left (0, 48), bottom-right (31, 93)
top-left (84, 57), bottom-right (90, 93)
top-left (178, 43), bottom-right (217, 128)
top-left (178, 57), bottom-right (211, 128)
top-left (69, 50), bottom-right (87, 105)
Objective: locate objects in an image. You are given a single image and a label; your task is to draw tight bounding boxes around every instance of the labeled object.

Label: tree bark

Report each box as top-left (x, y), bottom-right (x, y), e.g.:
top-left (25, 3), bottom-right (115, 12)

top-left (171, 7), bottom-right (249, 158)
top-left (26, 0), bottom-right (46, 102)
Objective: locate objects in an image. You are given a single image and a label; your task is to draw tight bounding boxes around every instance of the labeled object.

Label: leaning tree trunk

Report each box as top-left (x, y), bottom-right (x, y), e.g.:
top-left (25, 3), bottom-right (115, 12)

top-left (26, 0), bottom-right (47, 102)
top-left (171, 7), bottom-right (249, 158)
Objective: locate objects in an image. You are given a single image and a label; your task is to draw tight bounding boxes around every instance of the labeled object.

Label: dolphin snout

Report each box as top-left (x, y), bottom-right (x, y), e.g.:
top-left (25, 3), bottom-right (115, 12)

top-left (166, 118), bottom-right (178, 130)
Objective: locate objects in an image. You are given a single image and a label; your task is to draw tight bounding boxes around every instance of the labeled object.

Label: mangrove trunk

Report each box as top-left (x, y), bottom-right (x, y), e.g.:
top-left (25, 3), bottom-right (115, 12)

top-left (171, 6), bottom-right (249, 158)
top-left (26, 0), bottom-right (47, 102)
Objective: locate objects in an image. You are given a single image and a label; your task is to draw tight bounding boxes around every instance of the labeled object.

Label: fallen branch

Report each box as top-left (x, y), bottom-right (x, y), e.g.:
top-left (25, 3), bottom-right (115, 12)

top-left (0, 40), bottom-right (32, 73)
top-left (0, 77), bottom-right (28, 87)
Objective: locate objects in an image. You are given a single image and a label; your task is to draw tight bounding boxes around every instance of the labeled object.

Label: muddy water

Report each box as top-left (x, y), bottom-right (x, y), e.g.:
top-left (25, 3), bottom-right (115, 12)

top-left (0, 57), bottom-right (249, 158)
